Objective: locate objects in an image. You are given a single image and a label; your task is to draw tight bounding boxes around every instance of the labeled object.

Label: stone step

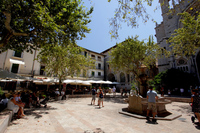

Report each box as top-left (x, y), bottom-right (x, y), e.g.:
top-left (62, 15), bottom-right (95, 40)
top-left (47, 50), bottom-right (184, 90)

top-left (0, 109), bottom-right (13, 133)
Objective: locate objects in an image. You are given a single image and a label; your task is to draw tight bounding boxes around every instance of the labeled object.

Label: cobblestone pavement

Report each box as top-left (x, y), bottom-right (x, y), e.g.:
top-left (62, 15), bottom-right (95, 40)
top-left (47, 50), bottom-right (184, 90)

top-left (5, 97), bottom-right (200, 133)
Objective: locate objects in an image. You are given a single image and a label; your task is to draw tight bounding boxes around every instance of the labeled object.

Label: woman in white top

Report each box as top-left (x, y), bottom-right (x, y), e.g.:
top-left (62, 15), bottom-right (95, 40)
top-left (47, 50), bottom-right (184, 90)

top-left (7, 93), bottom-right (25, 118)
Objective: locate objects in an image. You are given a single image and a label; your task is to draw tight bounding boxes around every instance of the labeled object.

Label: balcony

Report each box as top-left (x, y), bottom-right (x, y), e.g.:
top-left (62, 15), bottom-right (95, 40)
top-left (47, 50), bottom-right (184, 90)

top-left (91, 57), bottom-right (96, 60)
top-left (96, 67), bottom-right (104, 70)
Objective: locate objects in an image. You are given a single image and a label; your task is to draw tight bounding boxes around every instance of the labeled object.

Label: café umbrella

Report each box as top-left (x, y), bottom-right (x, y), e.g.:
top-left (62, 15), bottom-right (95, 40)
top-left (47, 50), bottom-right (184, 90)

top-left (0, 68), bottom-right (26, 80)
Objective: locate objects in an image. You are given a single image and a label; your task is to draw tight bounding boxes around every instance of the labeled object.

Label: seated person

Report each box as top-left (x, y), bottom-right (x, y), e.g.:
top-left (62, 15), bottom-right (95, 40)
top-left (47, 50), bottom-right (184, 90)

top-left (32, 91), bottom-right (40, 107)
top-left (0, 93), bottom-right (8, 111)
top-left (15, 92), bottom-right (25, 107)
top-left (7, 93), bottom-right (25, 118)
top-left (55, 88), bottom-right (60, 96)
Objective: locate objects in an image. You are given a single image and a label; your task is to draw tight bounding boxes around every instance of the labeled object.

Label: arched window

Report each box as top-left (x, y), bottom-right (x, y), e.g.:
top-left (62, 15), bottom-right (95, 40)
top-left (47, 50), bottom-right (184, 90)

top-left (108, 73), bottom-right (115, 82)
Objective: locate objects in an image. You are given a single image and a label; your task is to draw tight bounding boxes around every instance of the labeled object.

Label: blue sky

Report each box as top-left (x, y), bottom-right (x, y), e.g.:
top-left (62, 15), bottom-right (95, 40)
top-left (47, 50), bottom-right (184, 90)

top-left (77, 0), bottom-right (163, 53)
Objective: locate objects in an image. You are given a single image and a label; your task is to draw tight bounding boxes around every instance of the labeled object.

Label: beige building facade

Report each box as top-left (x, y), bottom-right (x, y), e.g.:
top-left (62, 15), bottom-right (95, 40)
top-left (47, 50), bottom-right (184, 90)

top-left (0, 49), bottom-right (41, 77)
top-left (101, 46), bottom-right (157, 92)
top-left (0, 48), bottom-right (104, 81)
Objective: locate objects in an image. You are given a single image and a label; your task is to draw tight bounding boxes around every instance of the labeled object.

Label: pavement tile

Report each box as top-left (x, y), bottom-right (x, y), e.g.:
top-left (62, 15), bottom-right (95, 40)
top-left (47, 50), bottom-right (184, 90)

top-left (4, 97), bottom-right (200, 133)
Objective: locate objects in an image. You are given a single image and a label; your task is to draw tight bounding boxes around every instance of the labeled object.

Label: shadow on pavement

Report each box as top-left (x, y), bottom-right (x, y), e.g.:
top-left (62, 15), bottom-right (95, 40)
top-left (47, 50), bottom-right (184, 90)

top-left (146, 120), bottom-right (158, 125)
top-left (195, 126), bottom-right (200, 130)
top-left (84, 128), bottom-right (105, 133)
top-left (172, 104), bottom-right (192, 114)
top-left (194, 122), bottom-right (200, 130)
top-left (103, 98), bottom-right (127, 104)
top-left (23, 106), bottom-right (57, 119)
top-left (9, 106), bottom-right (57, 126)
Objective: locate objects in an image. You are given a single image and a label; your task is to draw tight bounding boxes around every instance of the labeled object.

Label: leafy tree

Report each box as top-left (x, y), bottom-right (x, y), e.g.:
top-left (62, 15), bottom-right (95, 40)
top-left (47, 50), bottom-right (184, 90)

top-left (0, 0), bottom-right (93, 52)
top-left (108, 0), bottom-right (155, 39)
top-left (168, 11), bottom-right (200, 56)
top-left (108, 35), bottom-right (161, 96)
top-left (108, 0), bottom-right (200, 40)
top-left (37, 44), bottom-right (95, 93)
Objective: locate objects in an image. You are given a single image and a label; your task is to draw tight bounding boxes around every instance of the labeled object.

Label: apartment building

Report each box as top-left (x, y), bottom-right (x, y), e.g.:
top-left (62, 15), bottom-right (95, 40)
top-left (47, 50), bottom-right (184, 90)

top-left (81, 49), bottom-right (104, 80)
top-left (0, 48), bottom-right (104, 81)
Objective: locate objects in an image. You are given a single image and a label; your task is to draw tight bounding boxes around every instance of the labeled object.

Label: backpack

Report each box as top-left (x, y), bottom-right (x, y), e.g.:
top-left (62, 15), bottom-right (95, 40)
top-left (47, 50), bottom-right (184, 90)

top-left (99, 93), bottom-right (103, 98)
top-left (92, 89), bottom-right (96, 95)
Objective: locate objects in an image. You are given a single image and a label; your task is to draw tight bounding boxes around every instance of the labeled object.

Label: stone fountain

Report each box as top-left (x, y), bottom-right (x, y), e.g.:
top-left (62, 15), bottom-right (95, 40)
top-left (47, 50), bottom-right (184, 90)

top-left (126, 94), bottom-right (172, 116)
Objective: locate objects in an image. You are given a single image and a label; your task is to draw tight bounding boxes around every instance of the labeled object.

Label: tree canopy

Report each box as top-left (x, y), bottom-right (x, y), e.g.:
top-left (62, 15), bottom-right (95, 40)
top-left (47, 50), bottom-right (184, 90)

top-left (108, 0), bottom-right (157, 39)
top-left (37, 44), bottom-right (95, 91)
top-left (0, 0), bottom-right (93, 53)
top-left (168, 12), bottom-right (200, 56)
top-left (108, 35), bottom-right (161, 82)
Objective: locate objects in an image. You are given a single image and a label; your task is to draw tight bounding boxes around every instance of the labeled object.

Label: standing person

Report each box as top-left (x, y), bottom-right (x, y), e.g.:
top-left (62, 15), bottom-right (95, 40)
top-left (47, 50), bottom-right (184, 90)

top-left (61, 89), bottom-right (66, 100)
top-left (91, 87), bottom-right (96, 105)
top-left (97, 86), bottom-right (101, 106)
top-left (98, 89), bottom-right (104, 108)
top-left (112, 86), bottom-right (116, 97)
top-left (180, 88), bottom-right (184, 96)
top-left (168, 89), bottom-right (171, 97)
top-left (191, 89), bottom-right (200, 125)
top-left (146, 86), bottom-right (158, 122)
top-left (124, 87), bottom-right (127, 96)
top-left (189, 86), bottom-right (193, 96)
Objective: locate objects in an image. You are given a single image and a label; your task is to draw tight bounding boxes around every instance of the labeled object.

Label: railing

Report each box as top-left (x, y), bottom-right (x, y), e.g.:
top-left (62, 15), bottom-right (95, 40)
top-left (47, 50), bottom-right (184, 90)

top-left (96, 67), bottom-right (104, 70)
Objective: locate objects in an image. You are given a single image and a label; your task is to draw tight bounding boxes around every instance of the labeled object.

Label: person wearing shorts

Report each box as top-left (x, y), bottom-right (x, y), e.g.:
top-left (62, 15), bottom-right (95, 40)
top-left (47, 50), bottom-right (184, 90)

top-left (98, 89), bottom-right (104, 108)
top-left (146, 86), bottom-right (158, 122)
top-left (91, 87), bottom-right (96, 105)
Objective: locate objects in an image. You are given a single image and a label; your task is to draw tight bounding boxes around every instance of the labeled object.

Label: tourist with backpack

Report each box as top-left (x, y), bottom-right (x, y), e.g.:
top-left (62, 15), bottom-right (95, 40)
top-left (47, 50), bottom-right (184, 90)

top-left (98, 89), bottom-right (104, 108)
top-left (91, 87), bottom-right (96, 105)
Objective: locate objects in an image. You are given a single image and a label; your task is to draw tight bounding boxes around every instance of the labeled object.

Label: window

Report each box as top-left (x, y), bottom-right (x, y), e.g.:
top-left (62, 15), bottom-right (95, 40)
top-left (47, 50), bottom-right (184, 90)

top-left (84, 52), bottom-right (87, 57)
top-left (98, 63), bottom-right (101, 69)
top-left (186, 66), bottom-right (188, 71)
top-left (98, 72), bottom-right (101, 76)
top-left (11, 64), bottom-right (19, 73)
top-left (14, 51), bottom-right (22, 58)
top-left (91, 54), bottom-right (95, 59)
top-left (98, 56), bottom-right (101, 61)
top-left (40, 65), bottom-right (45, 75)
top-left (91, 71), bottom-right (95, 76)
top-left (178, 59), bottom-right (185, 65)
top-left (183, 67), bottom-right (185, 71)
top-left (162, 47), bottom-right (166, 55)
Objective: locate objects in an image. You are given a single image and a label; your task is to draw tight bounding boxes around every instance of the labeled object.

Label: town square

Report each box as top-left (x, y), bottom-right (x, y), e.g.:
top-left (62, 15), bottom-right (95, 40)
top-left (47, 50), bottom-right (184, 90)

top-left (1, 0), bottom-right (200, 133)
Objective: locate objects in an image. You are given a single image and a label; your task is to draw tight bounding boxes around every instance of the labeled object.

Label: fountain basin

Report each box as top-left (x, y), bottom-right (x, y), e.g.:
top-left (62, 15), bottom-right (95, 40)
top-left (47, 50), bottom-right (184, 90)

top-left (126, 95), bottom-right (171, 116)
